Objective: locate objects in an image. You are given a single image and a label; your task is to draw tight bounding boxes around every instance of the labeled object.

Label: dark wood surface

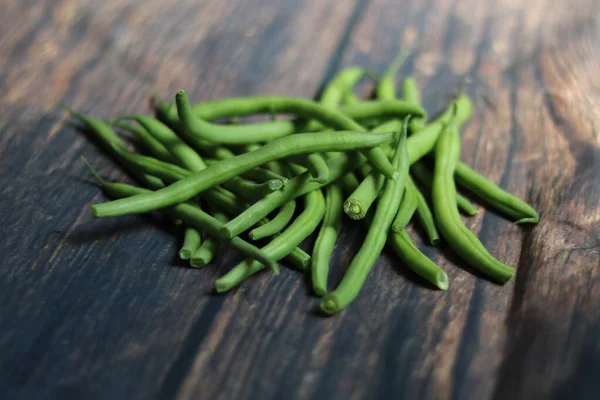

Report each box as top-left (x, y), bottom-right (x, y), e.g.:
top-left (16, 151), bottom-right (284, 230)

top-left (1, 0), bottom-right (600, 399)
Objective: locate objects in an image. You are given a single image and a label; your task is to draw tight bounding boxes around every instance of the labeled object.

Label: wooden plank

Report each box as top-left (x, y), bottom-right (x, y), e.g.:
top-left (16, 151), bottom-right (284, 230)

top-left (1, 0), bottom-right (599, 399)
top-left (0, 1), bottom-right (361, 399)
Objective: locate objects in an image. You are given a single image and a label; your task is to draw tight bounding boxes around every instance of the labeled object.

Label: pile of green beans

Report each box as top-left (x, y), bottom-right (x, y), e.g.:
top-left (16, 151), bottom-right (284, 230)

top-left (66, 55), bottom-right (539, 315)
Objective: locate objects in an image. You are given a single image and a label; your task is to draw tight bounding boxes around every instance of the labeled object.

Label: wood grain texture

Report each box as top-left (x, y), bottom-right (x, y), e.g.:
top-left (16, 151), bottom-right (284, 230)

top-left (1, 0), bottom-right (599, 399)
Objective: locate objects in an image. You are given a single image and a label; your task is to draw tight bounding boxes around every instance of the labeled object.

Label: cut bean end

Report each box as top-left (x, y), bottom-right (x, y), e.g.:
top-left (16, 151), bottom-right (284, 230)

top-left (179, 249), bottom-right (193, 260)
top-left (436, 272), bottom-right (449, 290)
top-left (320, 295), bottom-right (341, 315)
top-left (515, 216), bottom-right (539, 225)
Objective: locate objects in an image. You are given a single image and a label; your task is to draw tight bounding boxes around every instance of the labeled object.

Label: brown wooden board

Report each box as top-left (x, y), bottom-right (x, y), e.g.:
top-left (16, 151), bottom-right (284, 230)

top-left (1, 0), bottom-right (599, 399)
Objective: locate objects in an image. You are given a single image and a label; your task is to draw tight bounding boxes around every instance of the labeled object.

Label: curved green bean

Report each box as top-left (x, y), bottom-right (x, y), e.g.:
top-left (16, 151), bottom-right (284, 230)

top-left (432, 117), bottom-right (514, 283)
top-left (454, 163), bottom-right (539, 224)
top-left (180, 227), bottom-right (202, 260)
top-left (215, 189), bottom-right (326, 292)
top-left (287, 153), bottom-right (329, 183)
top-left (387, 229), bottom-right (448, 289)
top-left (220, 152), bottom-right (366, 239)
top-left (321, 117), bottom-right (411, 314)
top-left (91, 130), bottom-right (393, 218)
top-left (338, 163), bottom-right (448, 290)
top-left (311, 183), bottom-right (344, 296)
top-left (249, 200), bottom-right (296, 240)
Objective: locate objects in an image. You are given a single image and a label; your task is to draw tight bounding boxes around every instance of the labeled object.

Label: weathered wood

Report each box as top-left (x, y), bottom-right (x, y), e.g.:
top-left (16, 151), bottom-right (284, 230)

top-left (0, 0), bottom-right (599, 399)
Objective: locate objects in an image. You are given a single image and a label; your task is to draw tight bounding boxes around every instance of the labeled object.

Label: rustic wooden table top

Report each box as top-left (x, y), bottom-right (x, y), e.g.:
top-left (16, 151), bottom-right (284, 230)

top-left (1, 0), bottom-right (599, 399)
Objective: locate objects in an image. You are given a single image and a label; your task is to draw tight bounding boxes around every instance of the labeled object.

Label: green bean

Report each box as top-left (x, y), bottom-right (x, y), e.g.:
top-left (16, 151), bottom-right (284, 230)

top-left (432, 115), bottom-right (514, 283)
top-left (82, 164), bottom-right (278, 273)
top-left (215, 189), bottom-right (326, 292)
top-left (405, 94), bottom-right (471, 163)
top-left (107, 143), bottom-right (245, 214)
top-left (337, 164), bottom-right (448, 290)
top-left (287, 153), bottom-right (329, 183)
top-left (311, 183), bottom-right (344, 296)
top-left (320, 117), bottom-right (411, 314)
top-left (411, 162), bottom-right (478, 216)
top-left (391, 184), bottom-right (418, 232)
top-left (190, 209), bottom-right (227, 268)
top-left (411, 178), bottom-right (440, 245)
top-left (387, 229), bottom-right (449, 289)
top-left (249, 200), bottom-right (296, 240)
top-left (91, 130), bottom-right (394, 218)
top-left (343, 170), bottom-right (385, 220)
top-left (220, 152), bottom-right (366, 239)
top-left (375, 52), bottom-right (407, 100)
top-left (180, 227), bottom-right (202, 260)
top-left (402, 77), bottom-right (426, 132)
top-left (113, 122), bottom-right (179, 164)
top-left (176, 90), bottom-right (401, 179)
top-left (320, 67), bottom-right (373, 108)
top-left (63, 106), bottom-right (164, 189)
top-left (454, 163), bottom-right (539, 224)
top-left (339, 100), bottom-right (426, 123)
top-left (116, 116), bottom-right (207, 172)
top-left (220, 176), bottom-right (283, 200)
top-left (190, 236), bottom-right (220, 268)
top-left (286, 247), bottom-right (311, 271)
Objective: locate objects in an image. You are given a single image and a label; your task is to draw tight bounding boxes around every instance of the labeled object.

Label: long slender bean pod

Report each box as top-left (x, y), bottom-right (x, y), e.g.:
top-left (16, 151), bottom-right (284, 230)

top-left (249, 200), bottom-right (296, 240)
top-left (215, 189), bottom-right (326, 292)
top-left (311, 183), bottom-right (344, 296)
top-left (176, 90), bottom-right (403, 179)
top-left (321, 117), bottom-right (411, 314)
top-left (411, 162), bottom-right (478, 216)
top-left (91, 131), bottom-right (393, 218)
top-left (454, 163), bottom-right (539, 224)
top-left (432, 117), bottom-right (514, 283)
top-left (391, 184), bottom-right (418, 232)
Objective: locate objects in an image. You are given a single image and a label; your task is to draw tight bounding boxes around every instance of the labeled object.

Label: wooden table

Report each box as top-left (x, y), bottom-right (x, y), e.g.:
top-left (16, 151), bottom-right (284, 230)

top-left (1, 0), bottom-right (599, 399)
